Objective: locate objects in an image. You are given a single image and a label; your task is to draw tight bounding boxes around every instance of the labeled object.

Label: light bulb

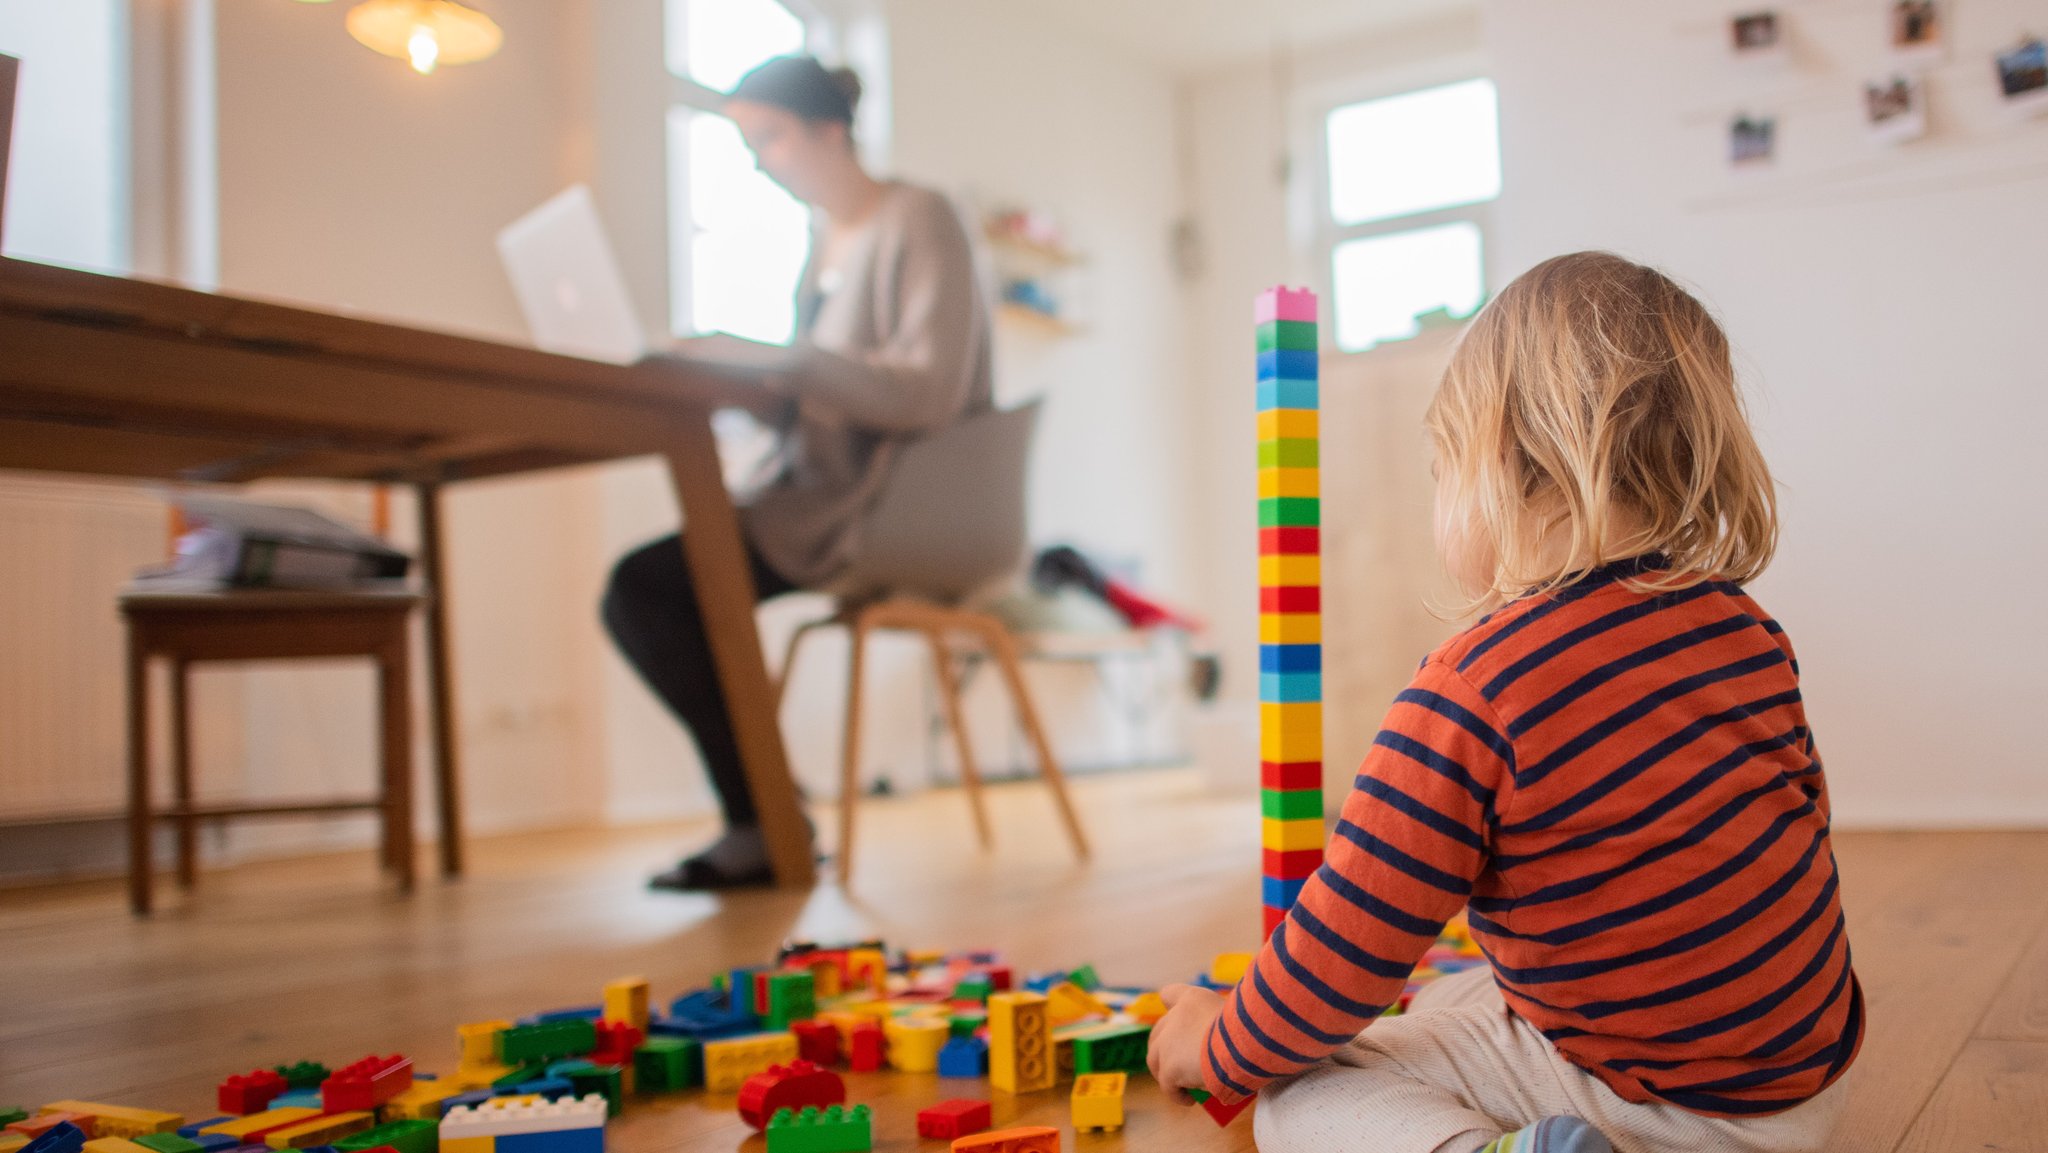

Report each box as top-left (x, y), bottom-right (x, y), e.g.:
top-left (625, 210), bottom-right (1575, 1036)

top-left (407, 24), bottom-right (440, 74)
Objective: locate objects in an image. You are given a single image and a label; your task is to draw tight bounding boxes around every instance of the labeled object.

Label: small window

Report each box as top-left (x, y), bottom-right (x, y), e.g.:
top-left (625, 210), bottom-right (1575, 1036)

top-left (0, 1), bottom-right (127, 272)
top-left (1322, 78), bottom-right (1500, 353)
top-left (666, 0), bottom-right (805, 94)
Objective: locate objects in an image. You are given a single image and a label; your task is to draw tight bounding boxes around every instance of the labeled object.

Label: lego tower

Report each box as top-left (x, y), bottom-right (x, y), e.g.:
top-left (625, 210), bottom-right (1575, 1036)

top-left (1256, 286), bottom-right (1324, 939)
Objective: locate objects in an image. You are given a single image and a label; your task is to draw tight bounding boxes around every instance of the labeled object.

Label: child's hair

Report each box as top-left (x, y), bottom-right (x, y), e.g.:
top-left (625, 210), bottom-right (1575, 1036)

top-left (1425, 251), bottom-right (1777, 611)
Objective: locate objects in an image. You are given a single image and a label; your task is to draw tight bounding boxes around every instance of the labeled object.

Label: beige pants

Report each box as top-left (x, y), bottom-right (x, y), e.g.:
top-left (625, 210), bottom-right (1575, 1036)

top-left (1254, 967), bottom-right (1851, 1153)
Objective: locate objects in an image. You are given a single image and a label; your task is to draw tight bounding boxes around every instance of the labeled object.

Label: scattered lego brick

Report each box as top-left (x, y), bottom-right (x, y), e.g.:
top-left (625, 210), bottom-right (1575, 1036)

top-left (217, 1073), bottom-right (287, 1120)
top-left (497, 1022), bottom-right (596, 1067)
top-left (915, 1099), bottom-right (991, 1141)
top-left (132, 1135), bottom-right (202, 1153)
top-left (321, 1057), bottom-right (413, 1114)
top-left (1070, 1073), bottom-right (1124, 1133)
top-left (845, 1023), bottom-right (884, 1075)
top-left (702, 1033), bottom-right (798, 1095)
top-left (8, 1117), bottom-right (96, 1142)
top-left (197, 1108), bottom-right (321, 1146)
top-left (789, 1022), bottom-right (840, 1068)
top-left (947, 1126), bottom-right (1058, 1153)
top-left (82, 1138), bottom-right (153, 1153)
top-left (735, 1063), bottom-right (844, 1132)
top-left (630, 1039), bottom-right (701, 1095)
top-left (1070, 1024), bottom-right (1149, 1076)
top-left (1, 1135), bottom-right (29, 1153)
top-left (269, 1068), bottom-right (326, 1094)
top-left (37, 1109), bottom-right (181, 1142)
top-left (22, 1125), bottom-right (89, 1153)
top-left (882, 1016), bottom-right (949, 1073)
top-left (380, 1083), bottom-right (460, 1123)
top-left (332, 1118), bottom-right (436, 1153)
top-left (599, 979), bottom-right (648, 1035)
top-left (762, 1105), bottom-right (869, 1153)
top-left (259, 1111), bottom-right (372, 1151)
top-left (0, 1116), bottom-right (27, 1131)
top-left (936, 1036), bottom-right (988, 1079)
top-left (1186, 1088), bottom-right (1252, 1127)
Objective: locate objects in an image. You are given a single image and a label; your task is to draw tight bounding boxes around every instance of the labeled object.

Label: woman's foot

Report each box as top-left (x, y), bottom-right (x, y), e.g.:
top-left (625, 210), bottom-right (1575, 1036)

top-left (648, 825), bottom-right (775, 890)
top-left (1476, 1116), bottom-right (1612, 1153)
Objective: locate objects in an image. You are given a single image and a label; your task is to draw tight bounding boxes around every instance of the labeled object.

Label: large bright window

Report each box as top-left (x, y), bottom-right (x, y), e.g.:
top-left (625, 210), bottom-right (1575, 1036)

top-left (0, 1), bottom-right (128, 272)
top-left (1323, 78), bottom-right (1499, 352)
top-left (664, 0), bottom-right (812, 345)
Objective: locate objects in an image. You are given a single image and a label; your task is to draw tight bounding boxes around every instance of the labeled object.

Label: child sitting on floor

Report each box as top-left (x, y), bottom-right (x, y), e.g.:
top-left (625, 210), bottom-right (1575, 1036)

top-left (1148, 252), bottom-right (1861, 1153)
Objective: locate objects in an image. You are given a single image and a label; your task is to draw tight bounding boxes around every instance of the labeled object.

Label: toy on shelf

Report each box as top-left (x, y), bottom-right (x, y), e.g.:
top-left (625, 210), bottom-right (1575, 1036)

top-left (914, 1100), bottom-right (990, 1141)
top-left (735, 1063), bottom-right (845, 1132)
top-left (1069, 1073), bottom-right (1124, 1133)
top-left (949, 1127), bottom-right (1058, 1153)
top-left (761, 1105), bottom-right (870, 1153)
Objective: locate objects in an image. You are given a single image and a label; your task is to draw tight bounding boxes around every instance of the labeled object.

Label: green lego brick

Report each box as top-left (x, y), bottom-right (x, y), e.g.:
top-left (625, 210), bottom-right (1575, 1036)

top-left (134, 1135), bottom-right (203, 1153)
top-left (947, 1012), bottom-right (986, 1038)
top-left (273, 1061), bottom-right (329, 1090)
top-left (633, 1037), bottom-right (702, 1093)
top-left (1256, 438), bottom-right (1319, 469)
top-left (549, 1063), bottom-right (624, 1116)
top-left (1073, 1023), bottom-right (1151, 1075)
top-left (1258, 497), bottom-right (1321, 527)
top-left (1261, 789), bottom-right (1324, 821)
top-left (951, 977), bottom-right (991, 1004)
top-left (499, 1019), bottom-right (597, 1064)
top-left (491, 1060), bottom-right (552, 1090)
top-left (334, 1118), bottom-right (437, 1153)
top-left (1069, 964), bottom-right (1101, 991)
top-left (764, 971), bottom-right (816, 1030)
top-left (1255, 320), bottom-right (1317, 353)
top-left (764, 1104), bottom-right (872, 1153)
top-left (0, 1110), bottom-right (31, 1127)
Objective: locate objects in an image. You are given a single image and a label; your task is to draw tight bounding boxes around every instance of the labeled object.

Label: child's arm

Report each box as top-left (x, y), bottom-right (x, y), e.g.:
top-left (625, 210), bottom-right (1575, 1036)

top-left (1176, 658), bottom-right (1513, 1105)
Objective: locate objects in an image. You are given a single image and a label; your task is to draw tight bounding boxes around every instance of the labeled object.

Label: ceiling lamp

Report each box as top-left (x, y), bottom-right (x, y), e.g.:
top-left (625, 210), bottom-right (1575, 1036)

top-left (345, 0), bottom-right (503, 75)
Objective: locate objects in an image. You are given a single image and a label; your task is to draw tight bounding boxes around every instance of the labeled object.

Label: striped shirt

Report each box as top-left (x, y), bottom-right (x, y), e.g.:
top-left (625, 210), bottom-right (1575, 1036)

top-left (1205, 555), bottom-right (1863, 1117)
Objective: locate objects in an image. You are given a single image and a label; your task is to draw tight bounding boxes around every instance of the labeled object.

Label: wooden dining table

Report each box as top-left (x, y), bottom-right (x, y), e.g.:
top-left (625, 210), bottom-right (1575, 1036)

top-left (0, 254), bottom-right (816, 889)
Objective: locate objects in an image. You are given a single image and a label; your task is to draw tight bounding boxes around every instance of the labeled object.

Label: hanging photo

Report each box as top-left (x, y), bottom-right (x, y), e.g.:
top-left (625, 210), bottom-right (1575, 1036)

top-left (1864, 75), bottom-right (1928, 144)
top-left (1995, 37), bottom-right (2048, 118)
top-left (1890, 1), bottom-right (1944, 66)
top-left (1730, 11), bottom-right (1790, 66)
top-left (1729, 114), bottom-right (1777, 166)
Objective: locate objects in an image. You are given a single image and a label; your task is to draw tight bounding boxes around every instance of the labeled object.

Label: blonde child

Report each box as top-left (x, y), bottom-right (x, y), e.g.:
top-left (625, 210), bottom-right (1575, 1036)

top-left (1148, 252), bottom-right (1860, 1153)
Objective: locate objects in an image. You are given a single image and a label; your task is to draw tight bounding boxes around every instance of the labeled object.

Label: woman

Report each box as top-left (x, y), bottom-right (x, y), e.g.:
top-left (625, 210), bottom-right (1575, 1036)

top-left (603, 56), bottom-right (994, 890)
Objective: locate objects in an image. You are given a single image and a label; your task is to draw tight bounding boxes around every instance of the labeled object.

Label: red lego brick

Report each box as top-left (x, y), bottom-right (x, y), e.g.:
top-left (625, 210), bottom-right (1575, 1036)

top-left (791, 1020), bottom-right (842, 1067)
top-left (7, 1114), bottom-right (96, 1140)
top-left (590, 1020), bottom-right (645, 1067)
top-left (1257, 527), bottom-right (1320, 558)
top-left (1201, 1092), bottom-right (1253, 1127)
top-left (1261, 845), bottom-right (1323, 878)
top-left (1264, 904), bottom-right (1287, 939)
top-left (983, 965), bottom-right (1012, 992)
top-left (1259, 762), bottom-right (1323, 792)
top-left (218, 1069), bottom-right (289, 1116)
top-left (847, 1020), bottom-right (885, 1073)
top-left (735, 1061), bottom-right (845, 1131)
top-left (915, 1099), bottom-right (991, 1140)
top-left (320, 1055), bottom-right (413, 1113)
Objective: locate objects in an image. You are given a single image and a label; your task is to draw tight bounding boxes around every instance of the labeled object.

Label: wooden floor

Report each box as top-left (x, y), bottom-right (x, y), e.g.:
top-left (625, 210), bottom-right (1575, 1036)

top-left (2, 768), bottom-right (2044, 1152)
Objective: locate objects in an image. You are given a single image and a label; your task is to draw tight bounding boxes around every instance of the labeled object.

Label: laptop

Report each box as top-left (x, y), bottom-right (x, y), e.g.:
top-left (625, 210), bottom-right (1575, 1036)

top-left (495, 184), bottom-right (650, 365)
top-left (1, 53), bottom-right (19, 245)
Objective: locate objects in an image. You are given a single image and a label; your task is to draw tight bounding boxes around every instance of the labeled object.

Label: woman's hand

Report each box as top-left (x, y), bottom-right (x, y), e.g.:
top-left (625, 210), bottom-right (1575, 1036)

top-left (1147, 983), bottom-right (1226, 1104)
top-left (638, 347), bottom-right (794, 424)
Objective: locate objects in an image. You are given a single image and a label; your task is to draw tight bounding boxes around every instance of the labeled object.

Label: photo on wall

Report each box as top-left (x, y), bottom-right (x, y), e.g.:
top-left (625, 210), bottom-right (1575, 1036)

top-left (1730, 11), bottom-right (1790, 66)
top-left (1996, 37), bottom-right (2048, 118)
top-left (1890, 1), bottom-right (1944, 65)
top-left (1729, 113), bottom-right (1777, 166)
top-left (1864, 75), bottom-right (1928, 144)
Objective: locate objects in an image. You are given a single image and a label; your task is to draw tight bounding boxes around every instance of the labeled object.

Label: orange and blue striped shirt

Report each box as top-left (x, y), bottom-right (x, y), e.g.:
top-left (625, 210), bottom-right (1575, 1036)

top-left (1205, 555), bottom-right (1863, 1116)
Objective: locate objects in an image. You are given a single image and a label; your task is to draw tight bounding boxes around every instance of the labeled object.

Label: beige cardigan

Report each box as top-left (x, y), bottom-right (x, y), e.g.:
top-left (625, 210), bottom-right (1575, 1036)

top-left (740, 182), bottom-right (994, 588)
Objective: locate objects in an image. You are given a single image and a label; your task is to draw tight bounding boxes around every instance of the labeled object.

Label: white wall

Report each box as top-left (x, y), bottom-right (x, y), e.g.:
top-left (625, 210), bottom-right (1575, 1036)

top-left (1484, 0), bottom-right (2048, 826)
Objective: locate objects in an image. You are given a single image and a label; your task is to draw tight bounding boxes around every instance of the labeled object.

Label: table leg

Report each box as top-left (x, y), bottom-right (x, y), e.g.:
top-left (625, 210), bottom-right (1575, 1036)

top-left (381, 629), bottom-right (417, 892)
top-left (662, 412), bottom-right (814, 888)
top-left (416, 480), bottom-right (465, 878)
top-left (170, 657), bottom-right (197, 888)
top-left (127, 635), bottom-right (152, 916)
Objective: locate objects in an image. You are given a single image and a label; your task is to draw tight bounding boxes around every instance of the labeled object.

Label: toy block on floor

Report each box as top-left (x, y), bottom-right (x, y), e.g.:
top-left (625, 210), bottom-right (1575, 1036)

top-left (1069, 1073), bottom-right (1125, 1133)
top-left (948, 1127), bottom-right (1057, 1153)
top-left (11, 1118), bottom-right (95, 1143)
top-left (735, 1063), bottom-right (844, 1132)
top-left (21, 1123), bottom-right (88, 1153)
top-left (498, 1022), bottom-right (595, 1068)
top-left (381, 1083), bottom-right (460, 1123)
top-left (599, 979), bottom-right (648, 1034)
top-left (630, 1039), bottom-right (701, 1095)
top-left (543, 1066), bottom-right (620, 1117)
top-left (1125, 992), bottom-right (1167, 1025)
top-left (38, 1108), bottom-right (181, 1141)
top-left (131, 1136), bottom-right (201, 1153)
top-left (937, 1036), bottom-right (988, 1079)
top-left (332, 1119), bottom-right (436, 1153)
top-left (882, 1016), bottom-right (949, 1072)
top-left (270, 1069), bottom-right (326, 1094)
top-left (915, 1101), bottom-right (990, 1142)
top-left (846, 1022), bottom-right (884, 1074)
top-left (702, 1032), bottom-right (798, 1094)
top-left (197, 1110), bottom-right (321, 1145)
top-left (762, 1105), bottom-right (869, 1153)
top-left (217, 1073), bottom-right (287, 1119)
top-left (789, 1021), bottom-right (840, 1068)
top-left (1042, 984), bottom-right (1108, 1026)
top-left (1185, 1088), bottom-right (1252, 1128)
top-left (1069, 1025), bottom-right (1148, 1076)
top-left (437, 1095), bottom-right (603, 1153)
top-left (1, 1137), bottom-right (30, 1153)
top-left (261, 1112), bottom-right (372, 1150)
top-left (321, 1058), bottom-right (413, 1114)
top-left (82, 1138), bottom-right (153, 1153)
top-left (987, 993), bottom-right (1053, 1094)
top-left (761, 972), bottom-right (816, 1031)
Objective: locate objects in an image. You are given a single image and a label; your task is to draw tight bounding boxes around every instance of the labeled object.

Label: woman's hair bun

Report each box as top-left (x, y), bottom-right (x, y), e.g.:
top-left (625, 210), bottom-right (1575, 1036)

top-left (827, 66), bottom-right (863, 114)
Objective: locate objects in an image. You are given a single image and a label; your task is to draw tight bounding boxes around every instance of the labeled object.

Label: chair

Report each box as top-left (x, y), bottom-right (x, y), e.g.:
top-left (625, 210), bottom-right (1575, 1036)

top-left (120, 587), bottom-right (423, 915)
top-left (776, 401), bottom-right (1090, 884)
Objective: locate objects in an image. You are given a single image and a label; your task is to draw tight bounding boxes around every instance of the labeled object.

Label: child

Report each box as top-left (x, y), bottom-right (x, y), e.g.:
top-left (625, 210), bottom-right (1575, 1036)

top-left (1148, 253), bottom-right (1861, 1153)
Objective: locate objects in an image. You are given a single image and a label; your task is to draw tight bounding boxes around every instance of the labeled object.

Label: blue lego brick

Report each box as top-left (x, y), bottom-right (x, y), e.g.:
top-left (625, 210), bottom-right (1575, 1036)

top-left (1260, 671), bottom-right (1323, 702)
top-left (494, 1128), bottom-right (602, 1153)
top-left (518, 1006), bottom-right (603, 1026)
top-left (25, 1124), bottom-right (88, 1153)
top-left (1191, 973), bottom-right (1228, 991)
top-left (1261, 875), bottom-right (1307, 909)
top-left (937, 1036), bottom-right (988, 1079)
top-left (1256, 378), bottom-right (1319, 411)
top-left (661, 989), bottom-right (759, 1039)
top-left (270, 1090), bottom-right (322, 1110)
top-left (1256, 348), bottom-right (1318, 382)
top-left (1023, 971), bottom-right (1067, 993)
top-left (1259, 644), bottom-right (1322, 674)
top-left (177, 1122), bottom-right (232, 1141)
top-left (509, 1077), bottom-right (574, 1100)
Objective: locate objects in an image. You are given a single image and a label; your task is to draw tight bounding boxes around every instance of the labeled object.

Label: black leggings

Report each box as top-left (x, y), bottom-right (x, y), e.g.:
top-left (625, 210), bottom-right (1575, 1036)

top-left (600, 533), bottom-right (798, 828)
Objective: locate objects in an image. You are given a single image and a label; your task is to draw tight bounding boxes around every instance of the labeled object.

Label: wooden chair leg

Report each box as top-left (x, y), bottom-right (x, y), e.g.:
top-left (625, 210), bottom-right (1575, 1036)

top-left (983, 619), bottom-right (1091, 863)
top-left (380, 634), bottom-right (417, 892)
top-left (836, 618), bottom-right (870, 886)
top-left (774, 619), bottom-right (827, 711)
top-left (170, 658), bottom-right (198, 889)
top-left (924, 628), bottom-right (993, 850)
top-left (127, 638), bottom-right (152, 916)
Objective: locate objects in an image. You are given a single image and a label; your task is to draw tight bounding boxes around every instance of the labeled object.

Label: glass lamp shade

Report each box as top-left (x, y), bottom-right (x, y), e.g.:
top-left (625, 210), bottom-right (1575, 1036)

top-left (346, 0), bottom-right (502, 74)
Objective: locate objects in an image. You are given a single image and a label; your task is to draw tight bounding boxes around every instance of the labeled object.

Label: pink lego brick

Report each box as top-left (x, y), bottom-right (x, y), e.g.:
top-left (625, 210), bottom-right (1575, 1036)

top-left (1254, 287), bottom-right (1317, 325)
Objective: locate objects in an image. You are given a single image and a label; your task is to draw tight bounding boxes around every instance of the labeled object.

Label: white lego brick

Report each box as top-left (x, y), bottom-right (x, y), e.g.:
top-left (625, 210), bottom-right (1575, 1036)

top-left (440, 1095), bottom-right (606, 1138)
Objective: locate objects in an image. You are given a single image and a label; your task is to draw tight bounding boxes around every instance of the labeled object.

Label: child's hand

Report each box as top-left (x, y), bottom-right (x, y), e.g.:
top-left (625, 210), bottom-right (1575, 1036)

top-left (1146, 983), bottom-right (1226, 1103)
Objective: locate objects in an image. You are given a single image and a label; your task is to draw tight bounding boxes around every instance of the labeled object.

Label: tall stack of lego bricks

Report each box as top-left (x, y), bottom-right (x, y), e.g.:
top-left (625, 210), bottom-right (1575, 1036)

top-left (1256, 286), bottom-right (1324, 939)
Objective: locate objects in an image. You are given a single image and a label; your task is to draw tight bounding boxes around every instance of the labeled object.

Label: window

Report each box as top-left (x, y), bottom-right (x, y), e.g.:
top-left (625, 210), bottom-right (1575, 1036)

top-left (0, 1), bottom-right (128, 272)
top-left (664, 0), bottom-right (813, 345)
top-left (1322, 78), bottom-right (1499, 352)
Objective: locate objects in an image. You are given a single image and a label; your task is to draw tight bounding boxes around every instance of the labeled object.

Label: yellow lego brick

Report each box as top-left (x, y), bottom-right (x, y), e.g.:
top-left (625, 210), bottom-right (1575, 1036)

top-left (440, 1137), bottom-right (494, 1153)
top-left (602, 977), bottom-right (650, 1032)
top-left (458, 1019), bottom-right (514, 1066)
top-left (1259, 701), bottom-right (1323, 762)
top-left (445, 1064), bottom-right (515, 1092)
top-left (988, 992), bottom-right (1054, 1094)
top-left (263, 1112), bottom-right (371, 1150)
top-left (1260, 612), bottom-right (1321, 644)
top-left (846, 948), bottom-right (888, 996)
top-left (381, 1082), bottom-right (461, 1122)
top-left (2, 1133), bottom-right (30, 1153)
top-left (1209, 953), bottom-right (1254, 985)
top-left (82, 1140), bottom-right (152, 1153)
top-left (1125, 992), bottom-right (1167, 1025)
top-left (40, 1105), bottom-right (182, 1139)
top-left (199, 1109), bottom-right (321, 1142)
top-left (703, 1032), bottom-right (798, 1094)
top-left (883, 1016), bottom-right (950, 1072)
top-left (1070, 1072), bottom-right (1126, 1132)
top-left (1262, 817), bottom-right (1325, 852)
top-left (1258, 553), bottom-right (1320, 587)
top-left (1257, 467), bottom-right (1320, 499)
top-left (1044, 983), bottom-right (1110, 1026)
top-left (1256, 409), bottom-right (1318, 441)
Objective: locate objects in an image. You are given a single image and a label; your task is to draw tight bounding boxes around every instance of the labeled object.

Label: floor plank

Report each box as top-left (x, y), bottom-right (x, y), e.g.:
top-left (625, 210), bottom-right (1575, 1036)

top-left (1977, 905), bottom-right (2048, 1044)
top-left (1893, 1039), bottom-right (2048, 1153)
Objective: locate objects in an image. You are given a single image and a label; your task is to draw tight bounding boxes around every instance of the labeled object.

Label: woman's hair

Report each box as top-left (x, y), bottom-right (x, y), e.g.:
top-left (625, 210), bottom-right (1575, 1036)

top-left (728, 55), bottom-right (862, 127)
top-left (1424, 251), bottom-right (1778, 611)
